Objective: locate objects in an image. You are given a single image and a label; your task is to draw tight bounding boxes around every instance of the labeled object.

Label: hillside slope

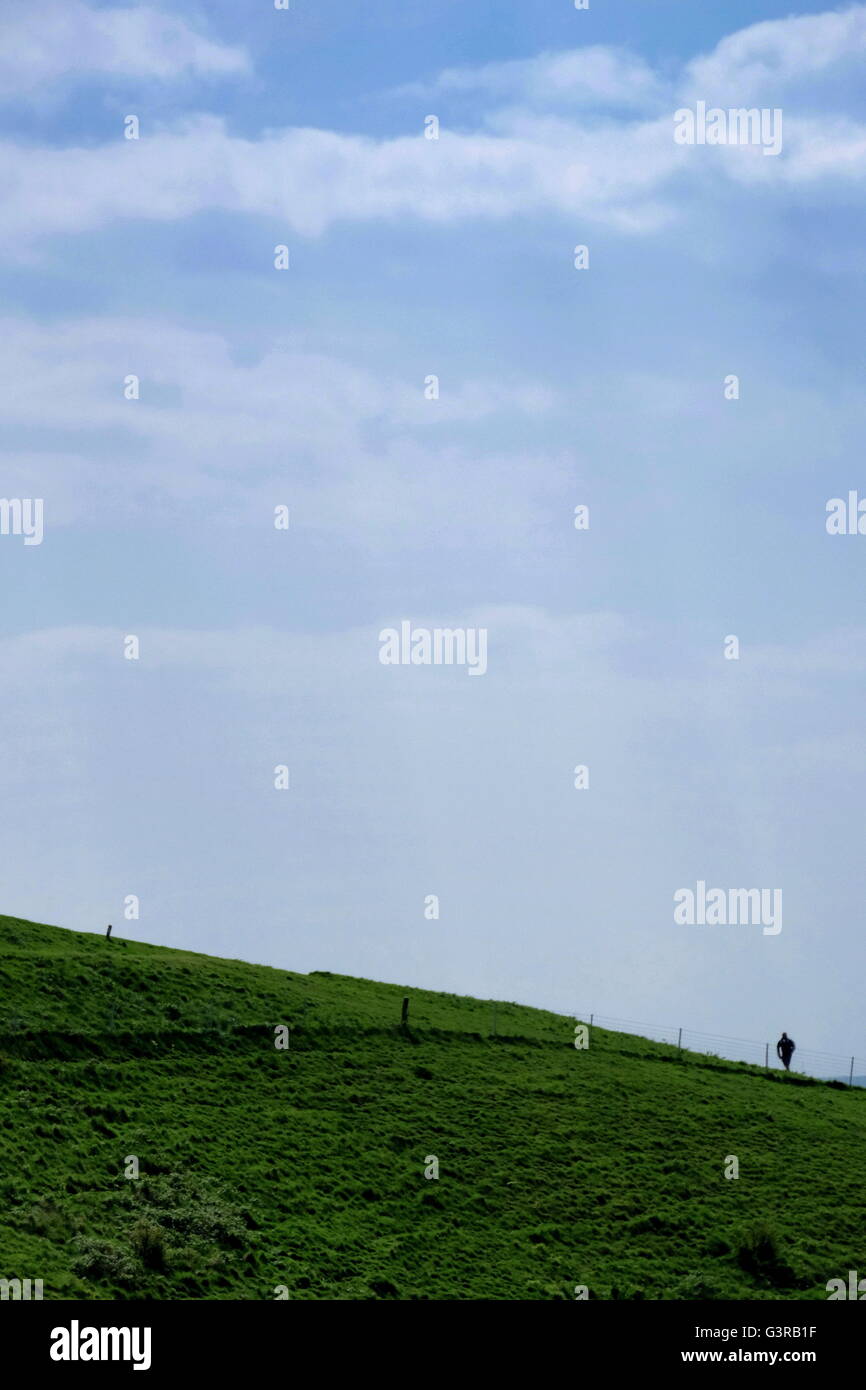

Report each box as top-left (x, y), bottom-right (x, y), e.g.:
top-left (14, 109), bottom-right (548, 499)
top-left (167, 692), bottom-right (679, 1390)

top-left (0, 914), bottom-right (864, 1300)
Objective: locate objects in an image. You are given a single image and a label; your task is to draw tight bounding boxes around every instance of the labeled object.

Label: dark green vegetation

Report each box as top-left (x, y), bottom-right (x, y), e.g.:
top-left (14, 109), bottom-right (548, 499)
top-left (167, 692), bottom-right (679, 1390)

top-left (1, 913), bottom-right (864, 1300)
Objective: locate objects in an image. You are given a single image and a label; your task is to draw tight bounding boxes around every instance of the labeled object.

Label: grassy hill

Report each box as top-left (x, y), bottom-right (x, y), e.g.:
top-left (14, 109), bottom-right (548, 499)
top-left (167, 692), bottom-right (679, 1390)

top-left (1, 912), bottom-right (864, 1300)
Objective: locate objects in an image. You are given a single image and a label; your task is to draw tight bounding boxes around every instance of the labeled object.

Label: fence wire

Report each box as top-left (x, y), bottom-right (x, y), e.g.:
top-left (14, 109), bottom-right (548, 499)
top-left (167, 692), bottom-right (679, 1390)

top-left (576, 1011), bottom-right (866, 1085)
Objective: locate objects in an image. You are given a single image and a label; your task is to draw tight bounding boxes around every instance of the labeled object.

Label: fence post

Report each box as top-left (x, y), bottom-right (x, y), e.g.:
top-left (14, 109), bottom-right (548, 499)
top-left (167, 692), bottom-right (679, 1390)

top-left (765, 1043), bottom-right (769, 1071)
top-left (849, 1056), bottom-right (855, 1087)
top-left (677, 1027), bottom-right (682, 1052)
top-left (492, 1003), bottom-right (497, 1037)
top-left (589, 1014), bottom-right (593, 1028)
top-left (401, 997), bottom-right (409, 1025)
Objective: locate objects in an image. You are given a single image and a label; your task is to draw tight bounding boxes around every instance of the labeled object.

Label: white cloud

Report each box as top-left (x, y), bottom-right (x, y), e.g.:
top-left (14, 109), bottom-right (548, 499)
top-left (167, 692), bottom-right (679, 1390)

top-left (0, 314), bottom-right (567, 539)
top-left (0, 113), bottom-right (684, 248)
top-left (684, 5), bottom-right (866, 102)
top-left (0, 1), bottom-right (248, 96)
top-left (405, 45), bottom-right (666, 113)
top-left (2, 7), bottom-right (866, 248)
top-left (754, 115), bottom-right (866, 185)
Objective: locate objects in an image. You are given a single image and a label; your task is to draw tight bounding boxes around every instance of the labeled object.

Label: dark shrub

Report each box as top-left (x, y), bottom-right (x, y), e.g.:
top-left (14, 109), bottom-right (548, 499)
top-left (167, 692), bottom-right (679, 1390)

top-left (131, 1220), bottom-right (168, 1271)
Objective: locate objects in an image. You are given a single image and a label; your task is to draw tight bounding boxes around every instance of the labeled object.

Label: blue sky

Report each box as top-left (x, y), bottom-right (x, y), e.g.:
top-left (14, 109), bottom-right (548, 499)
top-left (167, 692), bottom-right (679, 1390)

top-left (1, 1), bottom-right (866, 1059)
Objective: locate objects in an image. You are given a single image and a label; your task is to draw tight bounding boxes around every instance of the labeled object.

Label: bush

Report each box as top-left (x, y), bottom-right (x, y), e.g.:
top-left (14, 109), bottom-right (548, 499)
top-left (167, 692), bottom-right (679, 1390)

top-left (133, 1174), bottom-right (247, 1246)
top-left (72, 1238), bottom-right (136, 1284)
top-left (736, 1220), bottom-right (797, 1287)
top-left (131, 1220), bottom-right (168, 1271)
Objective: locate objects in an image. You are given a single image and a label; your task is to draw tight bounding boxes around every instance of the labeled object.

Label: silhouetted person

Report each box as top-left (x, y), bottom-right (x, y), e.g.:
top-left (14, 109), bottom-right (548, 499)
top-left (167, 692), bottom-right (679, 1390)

top-left (105, 923), bottom-right (112, 940)
top-left (776, 1031), bottom-right (795, 1071)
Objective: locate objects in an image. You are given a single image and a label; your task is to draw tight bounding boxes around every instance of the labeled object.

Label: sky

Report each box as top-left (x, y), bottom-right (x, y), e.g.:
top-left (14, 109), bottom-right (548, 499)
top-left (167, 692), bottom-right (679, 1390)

top-left (1, 0), bottom-right (865, 1059)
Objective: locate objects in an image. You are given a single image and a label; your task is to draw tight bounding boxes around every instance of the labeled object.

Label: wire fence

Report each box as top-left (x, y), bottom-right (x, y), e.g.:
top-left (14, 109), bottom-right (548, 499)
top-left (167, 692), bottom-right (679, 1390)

top-left (576, 1011), bottom-right (866, 1086)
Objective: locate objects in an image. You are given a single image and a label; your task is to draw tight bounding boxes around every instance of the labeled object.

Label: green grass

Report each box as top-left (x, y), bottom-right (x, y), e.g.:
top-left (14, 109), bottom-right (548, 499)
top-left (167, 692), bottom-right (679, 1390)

top-left (1, 912), bottom-right (864, 1300)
